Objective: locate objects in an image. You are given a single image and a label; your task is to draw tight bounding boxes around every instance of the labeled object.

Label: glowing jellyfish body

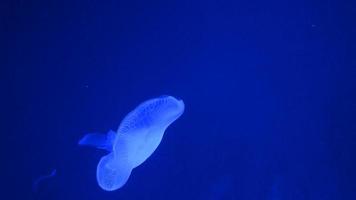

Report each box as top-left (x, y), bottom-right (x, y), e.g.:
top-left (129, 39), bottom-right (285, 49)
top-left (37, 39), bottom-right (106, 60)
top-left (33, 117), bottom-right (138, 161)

top-left (79, 95), bottom-right (185, 191)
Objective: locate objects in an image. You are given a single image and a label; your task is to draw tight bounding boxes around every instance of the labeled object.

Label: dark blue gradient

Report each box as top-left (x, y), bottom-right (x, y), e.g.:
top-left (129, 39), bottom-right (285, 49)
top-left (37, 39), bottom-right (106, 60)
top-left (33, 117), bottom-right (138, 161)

top-left (2, 0), bottom-right (355, 199)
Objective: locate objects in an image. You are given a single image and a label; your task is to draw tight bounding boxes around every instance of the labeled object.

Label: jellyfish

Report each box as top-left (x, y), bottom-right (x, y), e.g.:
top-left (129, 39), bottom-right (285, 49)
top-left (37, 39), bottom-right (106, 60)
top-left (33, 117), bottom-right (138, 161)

top-left (79, 95), bottom-right (185, 191)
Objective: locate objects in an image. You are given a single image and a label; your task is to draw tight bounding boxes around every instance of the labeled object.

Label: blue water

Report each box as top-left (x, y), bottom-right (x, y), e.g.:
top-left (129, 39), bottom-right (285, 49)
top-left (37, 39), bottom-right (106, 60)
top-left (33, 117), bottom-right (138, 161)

top-left (2, 0), bottom-right (355, 199)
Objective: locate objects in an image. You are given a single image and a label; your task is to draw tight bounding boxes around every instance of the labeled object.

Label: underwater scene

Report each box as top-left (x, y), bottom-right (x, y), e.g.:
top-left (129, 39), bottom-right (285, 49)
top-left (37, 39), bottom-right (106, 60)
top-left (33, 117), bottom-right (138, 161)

top-left (3, 0), bottom-right (356, 199)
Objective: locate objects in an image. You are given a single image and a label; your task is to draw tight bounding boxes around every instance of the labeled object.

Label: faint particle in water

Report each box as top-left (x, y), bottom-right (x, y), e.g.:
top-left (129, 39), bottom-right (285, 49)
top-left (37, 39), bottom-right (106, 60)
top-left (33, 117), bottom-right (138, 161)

top-left (268, 175), bottom-right (283, 200)
top-left (32, 169), bottom-right (57, 193)
top-left (79, 95), bottom-right (185, 191)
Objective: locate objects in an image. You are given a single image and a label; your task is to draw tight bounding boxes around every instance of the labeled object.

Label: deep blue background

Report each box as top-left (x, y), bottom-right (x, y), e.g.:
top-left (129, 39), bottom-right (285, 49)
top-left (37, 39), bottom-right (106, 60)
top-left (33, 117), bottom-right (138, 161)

top-left (2, 0), bottom-right (356, 199)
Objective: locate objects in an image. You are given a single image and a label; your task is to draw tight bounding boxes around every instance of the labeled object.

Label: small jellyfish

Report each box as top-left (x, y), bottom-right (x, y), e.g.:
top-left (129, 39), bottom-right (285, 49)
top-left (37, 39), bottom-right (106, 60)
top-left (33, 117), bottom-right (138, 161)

top-left (79, 95), bottom-right (184, 191)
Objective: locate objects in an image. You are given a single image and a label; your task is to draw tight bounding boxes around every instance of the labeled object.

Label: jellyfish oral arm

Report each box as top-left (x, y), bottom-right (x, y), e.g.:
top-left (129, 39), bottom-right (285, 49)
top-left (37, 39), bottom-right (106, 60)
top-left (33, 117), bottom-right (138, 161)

top-left (78, 130), bottom-right (116, 151)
